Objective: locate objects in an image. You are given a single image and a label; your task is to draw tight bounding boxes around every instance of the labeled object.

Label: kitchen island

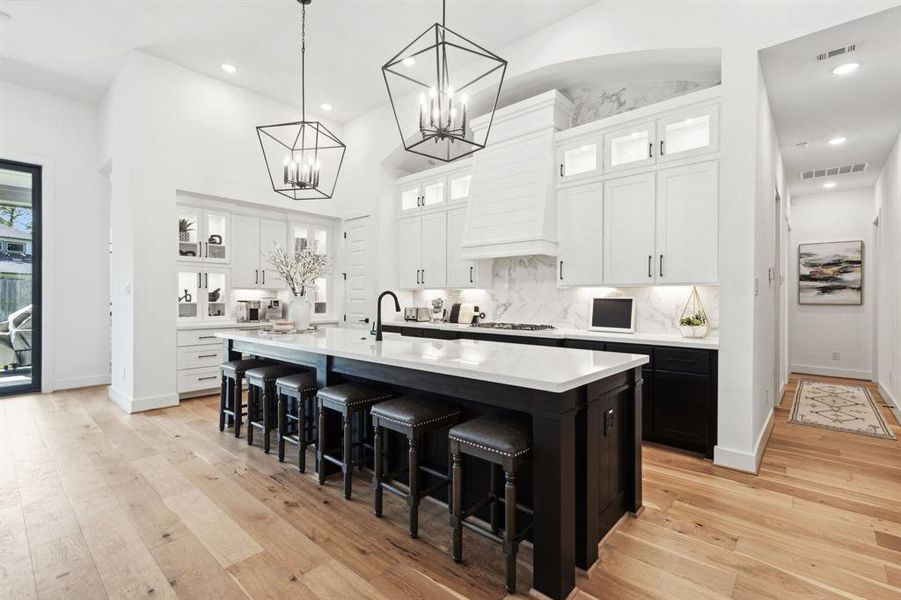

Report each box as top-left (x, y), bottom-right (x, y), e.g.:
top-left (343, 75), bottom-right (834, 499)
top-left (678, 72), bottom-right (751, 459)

top-left (217, 328), bottom-right (648, 600)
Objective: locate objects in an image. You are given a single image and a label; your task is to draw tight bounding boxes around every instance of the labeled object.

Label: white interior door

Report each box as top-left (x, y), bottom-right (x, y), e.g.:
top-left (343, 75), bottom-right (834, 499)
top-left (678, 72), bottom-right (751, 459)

top-left (557, 182), bottom-right (603, 286)
top-left (259, 218), bottom-right (287, 288)
top-left (397, 216), bottom-right (422, 290)
top-left (343, 215), bottom-right (374, 329)
top-left (419, 211), bottom-right (447, 288)
top-left (656, 160), bottom-right (718, 284)
top-left (603, 172), bottom-right (657, 285)
top-left (230, 214), bottom-right (261, 288)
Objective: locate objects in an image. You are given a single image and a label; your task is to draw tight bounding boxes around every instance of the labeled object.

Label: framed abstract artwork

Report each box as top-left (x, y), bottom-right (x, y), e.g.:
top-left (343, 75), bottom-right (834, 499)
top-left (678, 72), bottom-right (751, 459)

top-left (798, 240), bottom-right (863, 305)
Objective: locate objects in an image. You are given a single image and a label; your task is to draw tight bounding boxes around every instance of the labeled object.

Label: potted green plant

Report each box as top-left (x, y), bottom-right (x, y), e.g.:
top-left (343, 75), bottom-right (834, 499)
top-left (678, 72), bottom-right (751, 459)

top-left (178, 218), bottom-right (195, 242)
top-left (677, 286), bottom-right (710, 338)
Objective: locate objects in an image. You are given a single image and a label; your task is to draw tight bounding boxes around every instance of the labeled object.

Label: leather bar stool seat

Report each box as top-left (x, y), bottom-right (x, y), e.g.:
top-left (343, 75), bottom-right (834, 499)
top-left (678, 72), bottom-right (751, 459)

top-left (371, 396), bottom-right (461, 538)
top-left (448, 414), bottom-right (534, 594)
top-left (219, 358), bottom-right (272, 437)
top-left (245, 365), bottom-right (307, 454)
top-left (275, 371), bottom-right (319, 473)
top-left (316, 383), bottom-right (393, 499)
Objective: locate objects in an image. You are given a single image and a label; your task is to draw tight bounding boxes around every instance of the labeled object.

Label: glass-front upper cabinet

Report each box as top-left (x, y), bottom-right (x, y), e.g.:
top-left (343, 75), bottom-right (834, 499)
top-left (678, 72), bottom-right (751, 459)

top-left (399, 184), bottom-right (421, 213)
top-left (421, 179), bottom-right (444, 208)
top-left (177, 268), bottom-right (230, 323)
top-left (177, 270), bottom-right (202, 322)
top-left (448, 172), bottom-right (472, 204)
top-left (290, 224), bottom-right (328, 255)
top-left (556, 136), bottom-right (603, 183)
top-left (398, 176), bottom-right (447, 214)
top-left (605, 124), bottom-right (656, 173)
top-left (657, 105), bottom-right (719, 163)
top-left (177, 206), bottom-right (230, 263)
top-left (204, 270), bottom-right (228, 319)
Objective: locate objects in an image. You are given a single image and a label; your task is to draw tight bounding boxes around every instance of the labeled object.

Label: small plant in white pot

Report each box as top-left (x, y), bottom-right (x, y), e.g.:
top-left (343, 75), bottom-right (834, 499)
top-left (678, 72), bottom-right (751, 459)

top-left (264, 242), bottom-right (329, 331)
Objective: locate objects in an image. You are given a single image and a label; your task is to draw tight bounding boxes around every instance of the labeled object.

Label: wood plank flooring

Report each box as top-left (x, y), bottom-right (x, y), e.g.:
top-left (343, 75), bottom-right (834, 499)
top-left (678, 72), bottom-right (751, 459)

top-left (0, 373), bottom-right (898, 599)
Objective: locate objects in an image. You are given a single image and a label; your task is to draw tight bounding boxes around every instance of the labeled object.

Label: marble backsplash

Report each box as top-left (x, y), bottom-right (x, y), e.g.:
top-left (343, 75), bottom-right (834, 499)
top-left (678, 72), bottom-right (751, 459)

top-left (413, 256), bottom-right (718, 336)
top-left (564, 80), bottom-right (719, 127)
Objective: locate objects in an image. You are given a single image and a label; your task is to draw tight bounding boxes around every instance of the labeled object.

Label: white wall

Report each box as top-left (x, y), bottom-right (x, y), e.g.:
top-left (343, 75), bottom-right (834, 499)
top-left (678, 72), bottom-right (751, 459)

top-left (875, 131), bottom-right (901, 412)
top-left (101, 51), bottom-right (343, 412)
top-left (338, 0), bottom-right (896, 472)
top-left (0, 80), bottom-right (111, 391)
top-left (788, 189), bottom-right (875, 380)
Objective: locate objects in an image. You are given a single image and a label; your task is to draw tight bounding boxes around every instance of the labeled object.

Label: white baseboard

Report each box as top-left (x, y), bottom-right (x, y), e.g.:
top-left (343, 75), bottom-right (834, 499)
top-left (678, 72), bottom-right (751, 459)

top-left (879, 381), bottom-right (901, 423)
top-left (53, 373), bottom-right (111, 390)
top-left (792, 364), bottom-right (871, 380)
top-left (108, 387), bottom-right (179, 414)
top-left (713, 409), bottom-right (774, 474)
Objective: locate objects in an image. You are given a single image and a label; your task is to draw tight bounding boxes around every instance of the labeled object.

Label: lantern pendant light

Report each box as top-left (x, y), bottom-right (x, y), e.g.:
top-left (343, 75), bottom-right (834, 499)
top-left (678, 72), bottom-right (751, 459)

top-left (257, 0), bottom-right (345, 200)
top-left (382, 0), bottom-right (507, 163)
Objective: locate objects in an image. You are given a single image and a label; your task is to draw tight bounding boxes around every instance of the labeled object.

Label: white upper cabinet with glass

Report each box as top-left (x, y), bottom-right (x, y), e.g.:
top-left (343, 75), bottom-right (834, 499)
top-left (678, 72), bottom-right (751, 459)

top-left (447, 170), bottom-right (472, 205)
top-left (604, 123), bottom-right (656, 173)
top-left (556, 135), bottom-right (603, 183)
top-left (657, 105), bottom-right (719, 163)
top-left (396, 160), bottom-right (472, 215)
top-left (177, 267), bottom-right (230, 323)
top-left (178, 206), bottom-right (230, 263)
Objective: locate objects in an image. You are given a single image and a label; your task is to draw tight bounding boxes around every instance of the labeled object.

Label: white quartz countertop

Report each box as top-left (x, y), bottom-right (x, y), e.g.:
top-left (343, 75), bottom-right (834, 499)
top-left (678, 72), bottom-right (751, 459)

top-left (216, 328), bottom-right (648, 393)
top-left (386, 320), bottom-right (719, 350)
top-left (178, 320), bottom-right (338, 331)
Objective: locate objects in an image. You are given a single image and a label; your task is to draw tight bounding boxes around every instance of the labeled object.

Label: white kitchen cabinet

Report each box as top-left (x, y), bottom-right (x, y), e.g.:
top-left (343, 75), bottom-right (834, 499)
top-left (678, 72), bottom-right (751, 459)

top-left (176, 267), bottom-right (230, 324)
top-left (604, 123), bottom-right (656, 173)
top-left (399, 183), bottom-right (421, 213)
top-left (397, 174), bottom-right (448, 214)
top-left (556, 182), bottom-right (603, 286)
top-left (178, 206), bottom-right (230, 263)
top-left (556, 135), bottom-right (603, 183)
top-left (657, 105), bottom-right (719, 163)
top-left (396, 212), bottom-right (448, 290)
top-left (446, 207), bottom-right (491, 288)
top-left (603, 172), bottom-right (657, 285)
top-left (448, 171), bottom-right (472, 205)
top-left (230, 214), bottom-right (287, 289)
top-left (656, 160), bottom-right (718, 284)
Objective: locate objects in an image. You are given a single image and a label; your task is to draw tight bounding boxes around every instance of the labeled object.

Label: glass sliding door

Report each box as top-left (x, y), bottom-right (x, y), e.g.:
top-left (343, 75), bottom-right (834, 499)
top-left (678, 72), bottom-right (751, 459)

top-left (0, 160), bottom-right (41, 395)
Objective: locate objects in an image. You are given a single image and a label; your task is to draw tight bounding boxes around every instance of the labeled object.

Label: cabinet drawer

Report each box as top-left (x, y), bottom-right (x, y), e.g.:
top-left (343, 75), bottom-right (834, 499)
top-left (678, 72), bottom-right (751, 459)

top-left (655, 347), bottom-right (710, 374)
top-left (178, 328), bottom-right (232, 347)
top-left (178, 345), bottom-right (224, 369)
top-left (605, 343), bottom-right (654, 368)
top-left (562, 339), bottom-right (604, 351)
top-left (177, 366), bottom-right (221, 393)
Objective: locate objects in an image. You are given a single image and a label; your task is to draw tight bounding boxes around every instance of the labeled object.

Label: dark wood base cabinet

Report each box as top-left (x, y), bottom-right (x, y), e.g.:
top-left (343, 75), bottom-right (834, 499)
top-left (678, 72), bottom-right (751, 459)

top-left (384, 325), bottom-right (717, 458)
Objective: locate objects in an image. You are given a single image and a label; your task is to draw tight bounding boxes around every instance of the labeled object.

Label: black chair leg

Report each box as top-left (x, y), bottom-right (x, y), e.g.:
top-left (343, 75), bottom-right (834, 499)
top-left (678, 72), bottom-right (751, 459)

top-left (234, 377), bottom-right (243, 438)
top-left (451, 449), bottom-right (463, 562)
top-left (219, 376), bottom-right (227, 431)
top-left (504, 470), bottom-right (517, 594)
top-left (277, 393), bottom-right (286, 462)
top-left (246, 385), bottom-right (255, 446)
top-left (343, 414), bottom-right (353, 499)
top-left (297, 396), bottom-right (307, 473)
top-left (408, 435), bottom-right (419, 538)
top-left (317, 400), bottom-right (327, 485)
top-left (490, 464), bottom-right (500, 534)
top-left (373, 424), bottom-right (383, 517)
top-left (262, 385), bottom-right (272, 454)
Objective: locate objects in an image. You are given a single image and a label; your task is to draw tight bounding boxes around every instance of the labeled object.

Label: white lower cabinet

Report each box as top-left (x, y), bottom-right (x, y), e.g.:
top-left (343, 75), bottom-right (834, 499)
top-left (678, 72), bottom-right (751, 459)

top-left (603, 172), bottom-right (657, 285)
top-left (397, 212), bottom-right (447, 290)
top-left (176, 325), bottom-right (262, 395)
top-left (557, 183), bottom-right (603, 286)
top-left (655, 160), bottom-right (718, 284)
top-left (446, 207), bottom-right (491, 288)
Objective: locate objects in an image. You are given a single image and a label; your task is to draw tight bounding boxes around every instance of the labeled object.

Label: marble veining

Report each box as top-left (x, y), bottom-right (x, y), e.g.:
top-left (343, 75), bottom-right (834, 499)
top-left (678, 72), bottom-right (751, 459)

top-left (413, 256), bottom-right (719, 336)
top-left (564, 80), bottom-right (719, 126)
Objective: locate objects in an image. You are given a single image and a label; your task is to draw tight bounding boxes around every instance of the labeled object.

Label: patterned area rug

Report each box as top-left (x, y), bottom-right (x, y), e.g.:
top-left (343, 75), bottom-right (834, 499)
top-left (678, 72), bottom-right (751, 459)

top-left (789, 380), bottom-right (896, 440)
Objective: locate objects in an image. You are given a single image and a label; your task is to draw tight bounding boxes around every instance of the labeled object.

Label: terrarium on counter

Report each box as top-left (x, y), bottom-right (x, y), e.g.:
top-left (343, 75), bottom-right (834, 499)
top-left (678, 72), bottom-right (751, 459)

top-left (678, 286), bottom-right (710, 338)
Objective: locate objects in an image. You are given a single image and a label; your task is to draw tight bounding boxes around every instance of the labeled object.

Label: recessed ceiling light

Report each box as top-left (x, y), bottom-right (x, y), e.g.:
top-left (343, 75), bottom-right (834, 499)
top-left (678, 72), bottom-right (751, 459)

top-left (221, 63), bottom-right (237, 74)
top-left (795, 141), bottom-right (809, 149)
top-left (832, 62), bottom-right (859, 75)
top-left (402, 57), bottom-right (416, 67)
top-left (827, 136), bottom-right (847, 146)
top-left (823, 182), bottom-right (837, 189)
top-left (320, 103), bottom-right (333, 112)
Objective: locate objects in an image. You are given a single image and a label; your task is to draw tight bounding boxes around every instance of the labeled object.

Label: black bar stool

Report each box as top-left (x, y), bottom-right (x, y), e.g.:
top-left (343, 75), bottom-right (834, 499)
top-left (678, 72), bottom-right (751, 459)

top-left (317, 383), bottom-right (393, 499)
top-left (245, 365), bottom-right (307, 454)
top-left (448, 414), bottom-right (533, 594)
top-left (275, 371), bottom-right (319, 472)
top-left (370, 396), bottom-right (461, 538)
top-left (219, 358), bottom-right (272, 437)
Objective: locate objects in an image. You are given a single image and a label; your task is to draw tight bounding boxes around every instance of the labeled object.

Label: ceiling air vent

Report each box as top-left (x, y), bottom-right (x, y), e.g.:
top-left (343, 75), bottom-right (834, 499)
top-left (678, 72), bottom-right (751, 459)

top-left (816, 43), bottom-right (857, 61)
top-left (801, 162), bottom-right (868, 180)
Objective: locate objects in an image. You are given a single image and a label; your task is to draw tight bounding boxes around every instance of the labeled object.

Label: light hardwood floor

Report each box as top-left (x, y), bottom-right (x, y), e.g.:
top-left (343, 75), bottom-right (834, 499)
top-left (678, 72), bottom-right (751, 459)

top-left (1, 373), bottom-right (899, 599)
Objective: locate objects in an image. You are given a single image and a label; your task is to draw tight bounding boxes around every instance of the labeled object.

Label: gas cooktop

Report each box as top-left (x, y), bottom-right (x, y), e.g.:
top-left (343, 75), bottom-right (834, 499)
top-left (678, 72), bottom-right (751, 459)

top-left (470, 322), bottom-right (556, 331)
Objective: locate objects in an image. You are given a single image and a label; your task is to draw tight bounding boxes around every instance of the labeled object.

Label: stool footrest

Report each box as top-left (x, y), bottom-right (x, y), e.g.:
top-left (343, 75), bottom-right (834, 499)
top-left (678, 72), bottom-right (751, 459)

top-left (461, 517), bottom-right (532, 546)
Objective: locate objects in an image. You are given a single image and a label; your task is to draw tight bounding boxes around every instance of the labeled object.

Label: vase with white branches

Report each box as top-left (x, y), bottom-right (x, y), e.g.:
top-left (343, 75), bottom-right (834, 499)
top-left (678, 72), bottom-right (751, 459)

top-left (264, 242), bottom-right (329, 330)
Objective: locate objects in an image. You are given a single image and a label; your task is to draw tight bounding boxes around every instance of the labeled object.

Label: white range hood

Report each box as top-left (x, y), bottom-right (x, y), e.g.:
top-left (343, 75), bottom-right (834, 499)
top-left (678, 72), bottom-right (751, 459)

top-left (461, 90), bottom-right (573, 260)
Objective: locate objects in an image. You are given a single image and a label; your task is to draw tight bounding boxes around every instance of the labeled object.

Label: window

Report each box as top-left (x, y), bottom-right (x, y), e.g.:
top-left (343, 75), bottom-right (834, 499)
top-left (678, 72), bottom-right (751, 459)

top-left (290, 220), bottom-right (337, 321)
top-left (7, 242), bottom-right (25, 253)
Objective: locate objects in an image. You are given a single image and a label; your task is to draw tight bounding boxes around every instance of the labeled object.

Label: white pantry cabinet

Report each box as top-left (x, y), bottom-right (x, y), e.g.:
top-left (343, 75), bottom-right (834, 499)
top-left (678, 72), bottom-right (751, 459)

top-left (446, 207), bottom-right (491, 288)
top-left (556, 182), bottom-right (603, 286)
top-left (231, 214), bottom-right (288, 289)
top-left (397, 212), bottom-right (447, 290)
top-left (655, 160), bottom-right (718, 284)
top-left (603, 172), bottom-right (657, 285)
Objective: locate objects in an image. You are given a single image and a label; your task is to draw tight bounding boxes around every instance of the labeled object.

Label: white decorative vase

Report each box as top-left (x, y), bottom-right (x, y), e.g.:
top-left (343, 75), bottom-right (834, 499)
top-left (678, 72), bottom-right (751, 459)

top-left (289, 296), bottom-right (312, 331)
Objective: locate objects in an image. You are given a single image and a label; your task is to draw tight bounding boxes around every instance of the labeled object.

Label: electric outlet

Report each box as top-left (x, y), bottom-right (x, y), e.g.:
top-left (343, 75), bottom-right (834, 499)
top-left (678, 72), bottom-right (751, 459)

top-left (832, 351), bottom-right (840, 361)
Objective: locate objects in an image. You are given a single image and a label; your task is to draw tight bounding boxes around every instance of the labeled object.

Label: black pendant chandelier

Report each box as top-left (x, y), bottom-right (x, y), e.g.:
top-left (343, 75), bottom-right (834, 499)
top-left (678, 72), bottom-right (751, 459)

top-left (257, 0), bottom-right (345, 200)
top-left (381, 0), bottom-right (507, 163)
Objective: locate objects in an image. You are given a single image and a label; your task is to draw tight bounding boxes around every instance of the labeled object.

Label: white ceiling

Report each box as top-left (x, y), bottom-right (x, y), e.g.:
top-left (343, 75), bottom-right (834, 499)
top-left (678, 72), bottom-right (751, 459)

top-left (760, 7), bottom-right (901, 197)
top-left (0, 0), bottom-right (594, 123)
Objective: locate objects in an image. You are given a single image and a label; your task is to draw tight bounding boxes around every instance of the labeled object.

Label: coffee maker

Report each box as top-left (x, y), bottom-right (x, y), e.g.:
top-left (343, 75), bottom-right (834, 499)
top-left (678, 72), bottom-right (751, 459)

top-left (237, 300), bottom-right (262, 322)
top-left (262, 297), bottom-right (282, 320)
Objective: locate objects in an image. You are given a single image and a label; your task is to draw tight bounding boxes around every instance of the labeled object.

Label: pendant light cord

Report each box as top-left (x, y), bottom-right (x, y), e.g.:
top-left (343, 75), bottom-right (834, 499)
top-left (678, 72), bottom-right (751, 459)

top-left (442, 0), bottom-right (446, 27)
top-left (301, 2), bottom-right (306, 122)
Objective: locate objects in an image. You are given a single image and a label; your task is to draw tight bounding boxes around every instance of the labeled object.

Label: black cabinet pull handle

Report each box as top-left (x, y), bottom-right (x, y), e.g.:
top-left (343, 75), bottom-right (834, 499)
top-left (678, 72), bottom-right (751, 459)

top-left (204, 272), bottom-right (208, 288)
top-left (648, 255), bottom-right (653, 278)
top-left (262, 270), bottom-right (265, 285)
top-left (660, 140), bottom-right (665, 156)
top-left (469, 265), bottom-right (473, 284)
top-left (197, 272), bottom-right (202, 288)
top-left (648, 142), bottom-right (653, 159)
top-left (659, 254), bottom-right (664, 278)
top-left (559, 260), bottom-right (564, 280)
top-left (198, 354), bottom-right (217, 359)
top-left (198, 335), bottom-right (216, 339)
top-left (255, 269), bottom-right (259, 285)
top-left (560, 164), bottom-right (565, 177)
top-left (421, 269), bottom-right (425, 285)
top-left (197, 376), bottom-right (218, 381)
